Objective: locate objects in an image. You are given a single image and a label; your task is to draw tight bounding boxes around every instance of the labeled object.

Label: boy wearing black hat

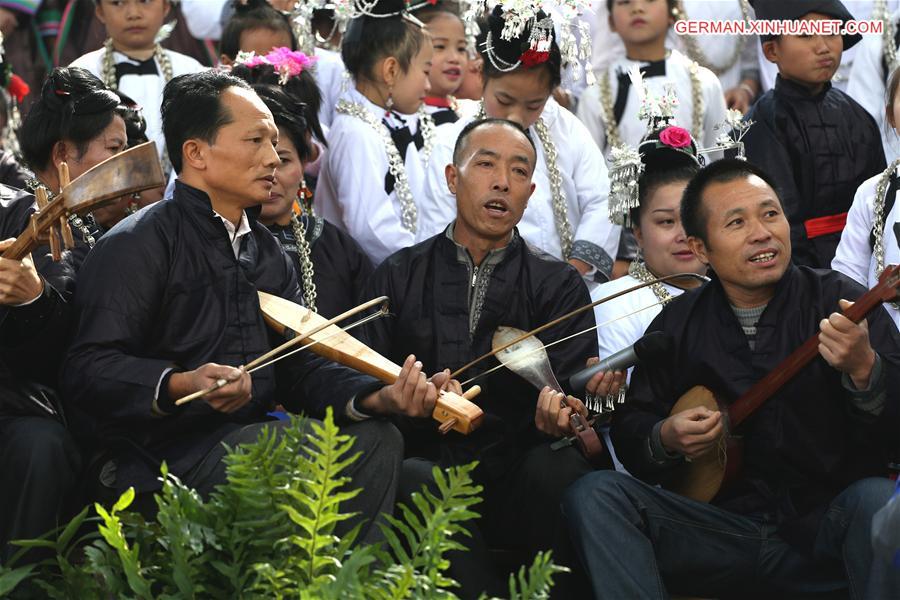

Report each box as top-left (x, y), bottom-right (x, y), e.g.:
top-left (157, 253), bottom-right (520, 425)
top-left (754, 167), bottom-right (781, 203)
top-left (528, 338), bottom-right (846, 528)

top-left (742, 0), bottom-right (886, 269)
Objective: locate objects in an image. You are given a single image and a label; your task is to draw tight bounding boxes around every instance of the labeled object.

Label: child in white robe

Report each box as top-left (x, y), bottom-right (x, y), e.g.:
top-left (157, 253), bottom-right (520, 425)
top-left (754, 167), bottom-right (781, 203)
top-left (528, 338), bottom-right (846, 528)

top-left (577, 0), bottom-right (727, 159)
top-left (422, 5), bottom-right (621, 286)
top-left (315, 0), bottom-right (433, 266)
top-left (834, 66), bottom-right (900, 329)
top-left (70, 0), bottom-right (205, 174)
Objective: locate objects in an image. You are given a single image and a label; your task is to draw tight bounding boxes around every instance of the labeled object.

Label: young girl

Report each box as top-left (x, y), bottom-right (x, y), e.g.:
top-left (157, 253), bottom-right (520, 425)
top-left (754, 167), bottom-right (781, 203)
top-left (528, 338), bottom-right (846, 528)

top-left (316, 0), bottom-right (432, 266)
top-left (422, 5), bottom-right (620, 285)
top-left (417, 4), bottom-right (468, 131)
top-left (577, 0), bottom-right (726, 158)
top-left (834, 66), bottom-right (900, 328)
top-left (232, 59), bottom-right (373, 318)
top-left (69, 0), bottom-right (205, 174)
top-left (219, 0), bottom-right (295, 64)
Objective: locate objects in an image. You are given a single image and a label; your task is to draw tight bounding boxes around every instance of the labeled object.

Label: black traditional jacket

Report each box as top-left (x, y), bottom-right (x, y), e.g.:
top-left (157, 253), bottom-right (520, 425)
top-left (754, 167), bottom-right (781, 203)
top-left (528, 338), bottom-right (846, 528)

top-left (0, 185), bottom-right (77, 388)
top-left (266, 215), bottom-right (372, 319)
top-left (360, 226), bottom-right (598, 483)
top-left (62, 181), bottom-right (380, 492)
top-left (612, 265), bottom-right (900, 550)
top-left (743, 76), bottom-right (886, 268)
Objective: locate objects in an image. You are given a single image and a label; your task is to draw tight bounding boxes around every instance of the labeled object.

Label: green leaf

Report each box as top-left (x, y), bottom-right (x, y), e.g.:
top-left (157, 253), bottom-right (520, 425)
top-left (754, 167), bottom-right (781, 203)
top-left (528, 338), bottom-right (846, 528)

top-left (0, 563), bottom-right (35, 596)
top-left (113, 487), bottom-right (135, 513)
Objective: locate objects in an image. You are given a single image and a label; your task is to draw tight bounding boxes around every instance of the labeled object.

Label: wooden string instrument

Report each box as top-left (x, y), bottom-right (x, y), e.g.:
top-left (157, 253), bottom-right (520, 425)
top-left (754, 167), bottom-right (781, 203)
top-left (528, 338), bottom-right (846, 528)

top-left (667, 265), bottom-right (900, 502)
top-left (258, 291), bottom-right (485, 435)
top-left (3, 142), bottom-right (164, 261)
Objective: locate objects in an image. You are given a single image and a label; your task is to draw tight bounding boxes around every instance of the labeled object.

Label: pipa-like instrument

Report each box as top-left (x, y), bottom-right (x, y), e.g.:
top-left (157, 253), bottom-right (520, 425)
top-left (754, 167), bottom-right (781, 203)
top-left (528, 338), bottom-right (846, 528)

top-left (667, 265), bottom-right (900, 502)
top-left (258, 291), bottom-right (485, 435)
top-left (3, 141), bottom-right (164, 261)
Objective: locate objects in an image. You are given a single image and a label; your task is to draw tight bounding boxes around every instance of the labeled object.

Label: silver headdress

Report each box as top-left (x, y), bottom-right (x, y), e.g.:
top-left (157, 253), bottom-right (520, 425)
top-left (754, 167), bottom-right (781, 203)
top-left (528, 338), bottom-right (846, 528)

top-left (607, 75), bottom-right (755, 225)
top-left (474, 0), bottom-right (594, 84)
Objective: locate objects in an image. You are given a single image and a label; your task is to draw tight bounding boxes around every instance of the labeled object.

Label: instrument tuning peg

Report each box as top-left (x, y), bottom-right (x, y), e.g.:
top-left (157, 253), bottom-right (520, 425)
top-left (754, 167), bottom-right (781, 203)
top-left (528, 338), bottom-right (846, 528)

top-left (60, 216), bottom-right (75, 249)
top-left (48, 225), bottom-right (62, 261)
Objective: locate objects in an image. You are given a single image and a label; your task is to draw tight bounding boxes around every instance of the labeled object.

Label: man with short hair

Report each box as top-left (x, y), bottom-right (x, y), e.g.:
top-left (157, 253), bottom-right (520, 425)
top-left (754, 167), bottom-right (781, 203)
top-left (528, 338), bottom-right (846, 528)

top-left (563, 159), bottom-right (900, 599)
top-left (360, 118), bottom-right (613, 597)
top-left (62, 71), bottom-right (445, 541)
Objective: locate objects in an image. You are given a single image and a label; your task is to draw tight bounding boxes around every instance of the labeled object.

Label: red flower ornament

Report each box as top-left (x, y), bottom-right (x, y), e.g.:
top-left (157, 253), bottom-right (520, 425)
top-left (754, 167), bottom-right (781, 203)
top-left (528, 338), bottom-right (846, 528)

top-left (7, 74), bottom-right (29, 103)
top-left (658, 126), bottom-right (692, 149)
top-left (519, 48), bottom-right (550, 68)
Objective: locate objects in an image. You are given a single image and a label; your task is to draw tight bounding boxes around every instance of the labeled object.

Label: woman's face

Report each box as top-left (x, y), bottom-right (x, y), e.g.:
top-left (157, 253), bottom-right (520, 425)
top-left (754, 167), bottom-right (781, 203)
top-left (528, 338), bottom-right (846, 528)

top-left (634, 179), bottom-right (706, 278)
top-left (260, 131), bottom-right (304, 224)
top-left (482, 68), bottom-right (552, 130)
top-left (63, 115), bottom-right (128, 180)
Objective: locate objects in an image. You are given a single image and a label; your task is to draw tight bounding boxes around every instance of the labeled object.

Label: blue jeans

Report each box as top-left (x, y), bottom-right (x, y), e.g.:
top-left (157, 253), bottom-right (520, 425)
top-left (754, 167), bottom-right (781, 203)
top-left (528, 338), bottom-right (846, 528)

top-left (562, 471), bottom-right (894, 599)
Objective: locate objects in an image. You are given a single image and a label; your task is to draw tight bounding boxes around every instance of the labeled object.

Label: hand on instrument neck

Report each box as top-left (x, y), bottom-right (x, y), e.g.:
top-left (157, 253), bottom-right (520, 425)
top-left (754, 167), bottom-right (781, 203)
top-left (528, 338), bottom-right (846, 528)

top-left (818, 299), bottom-right (877, 390)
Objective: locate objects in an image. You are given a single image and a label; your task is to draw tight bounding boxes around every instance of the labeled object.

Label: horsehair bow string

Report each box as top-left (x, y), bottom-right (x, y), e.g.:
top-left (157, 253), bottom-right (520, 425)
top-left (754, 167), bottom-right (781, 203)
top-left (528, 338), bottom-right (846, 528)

top-left (174, 296), bottom-right (391, 406)
top-left (449, 272), bottom-right (710, 381)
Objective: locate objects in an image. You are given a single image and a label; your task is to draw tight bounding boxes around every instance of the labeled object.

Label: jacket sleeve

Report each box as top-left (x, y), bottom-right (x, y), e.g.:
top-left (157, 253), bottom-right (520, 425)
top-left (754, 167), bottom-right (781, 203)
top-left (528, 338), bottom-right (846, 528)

top-left (568, 115), bottom-right (620, 281)
top-left (61, 224), bottom-right (178, 423)
top-left (610, 309), bottom-right (684, 483)
top-left (832, 178), bottom-right (876, 286)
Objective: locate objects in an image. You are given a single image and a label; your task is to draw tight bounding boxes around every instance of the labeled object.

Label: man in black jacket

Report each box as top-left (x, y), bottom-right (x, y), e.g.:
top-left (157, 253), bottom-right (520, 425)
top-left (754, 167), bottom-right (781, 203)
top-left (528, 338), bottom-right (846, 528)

top-left (62, 71), bottom-right (447, 543)
top-left (563, 159), bottom-right (900, 599)
top-left (360, 118), bottom-right (615, 597)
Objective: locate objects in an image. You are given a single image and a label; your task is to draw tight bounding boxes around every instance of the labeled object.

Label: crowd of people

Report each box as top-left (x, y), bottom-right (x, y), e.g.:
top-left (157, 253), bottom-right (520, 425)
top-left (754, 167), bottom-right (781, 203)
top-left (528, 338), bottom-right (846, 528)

top-left (0, 0), bottom-right (899, 597)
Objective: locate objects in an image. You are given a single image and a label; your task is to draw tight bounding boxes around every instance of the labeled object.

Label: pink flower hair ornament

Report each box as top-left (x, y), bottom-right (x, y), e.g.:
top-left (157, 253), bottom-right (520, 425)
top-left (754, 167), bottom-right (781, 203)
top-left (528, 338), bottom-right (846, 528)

top-left (657, 125), bottom-right (692, 149)
top-left (234, 47), bottom-right (318, 84)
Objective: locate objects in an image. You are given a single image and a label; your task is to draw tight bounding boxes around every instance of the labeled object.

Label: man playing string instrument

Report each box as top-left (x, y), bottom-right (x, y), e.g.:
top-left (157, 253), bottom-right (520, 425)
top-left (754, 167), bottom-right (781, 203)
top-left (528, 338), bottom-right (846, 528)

top-left (360, 118), bottom-right (621, 598)
top-left (563, 159), bottom-right (900, 599)
top-left (61, 70), bottom-right (450, 542)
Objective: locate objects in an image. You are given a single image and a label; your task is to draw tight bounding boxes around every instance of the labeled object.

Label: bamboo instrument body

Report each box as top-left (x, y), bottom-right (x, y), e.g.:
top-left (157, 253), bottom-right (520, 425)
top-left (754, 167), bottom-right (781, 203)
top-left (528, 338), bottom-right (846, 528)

top-left (3, 142), bottom-right (164, 261)
top-left (258, 291), bottom-right (485, 434)
top-left (666, 265), bottom-right (900, 503)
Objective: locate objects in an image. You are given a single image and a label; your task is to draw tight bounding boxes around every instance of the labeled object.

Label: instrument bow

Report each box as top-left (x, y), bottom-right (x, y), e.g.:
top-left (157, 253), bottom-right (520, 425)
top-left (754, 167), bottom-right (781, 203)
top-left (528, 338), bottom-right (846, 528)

top-left (258, 292), bottom-right (485, 435)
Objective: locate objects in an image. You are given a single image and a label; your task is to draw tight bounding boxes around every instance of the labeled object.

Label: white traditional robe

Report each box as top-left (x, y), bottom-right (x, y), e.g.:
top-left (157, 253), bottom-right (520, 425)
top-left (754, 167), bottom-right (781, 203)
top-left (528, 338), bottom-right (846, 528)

top-left (578, 49), bottom-right (728, 158)
top-left (846, 8), bottom-right (900, 161)
top-left (590, 0), bottom-right (758, 91)
top-left (592, 273), bottom-right (686, 383)
top-left (69, 48), bottom-right (206, 165)
top-left (316, 87), bottom-right (427, 266)
top-left (313, 47), bottom-right (350, 129)
top-left (420, 97), bottom-right (621, 286)
top-left (832, 168), bottom-right (900, 328)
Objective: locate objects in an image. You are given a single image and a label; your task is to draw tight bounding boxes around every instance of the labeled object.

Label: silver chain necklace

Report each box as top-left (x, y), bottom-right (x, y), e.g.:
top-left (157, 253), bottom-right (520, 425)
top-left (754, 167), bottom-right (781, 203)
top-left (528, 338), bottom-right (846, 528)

top-left (873, 159), bottom-right (900, 303)
top-left (335, 99), bottom-right (418, 233)
top-left (101, 38), bottom-right (174, 175)
top-left (24, 178), bottom-right (96, 248)
top-left (628, 260), bottom-right (674, 304)
top-left (672, 0), bottom-right (750, 76)
top-left (290, 214), bottom-right (318, 313)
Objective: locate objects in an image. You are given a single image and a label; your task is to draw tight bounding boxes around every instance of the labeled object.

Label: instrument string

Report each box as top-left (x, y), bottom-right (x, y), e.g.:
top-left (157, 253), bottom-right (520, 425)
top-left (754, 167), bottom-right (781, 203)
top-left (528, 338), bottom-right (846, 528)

top-left (459, 300), bottom-right (666, 387)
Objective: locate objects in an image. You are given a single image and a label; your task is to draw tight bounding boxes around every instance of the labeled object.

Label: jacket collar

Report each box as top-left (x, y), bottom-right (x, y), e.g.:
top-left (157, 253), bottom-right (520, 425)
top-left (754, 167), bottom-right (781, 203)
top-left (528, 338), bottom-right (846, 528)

top-left (774, 74), bottom-right (831, 101)
top-left (173, 180), bottom-right (262, 224)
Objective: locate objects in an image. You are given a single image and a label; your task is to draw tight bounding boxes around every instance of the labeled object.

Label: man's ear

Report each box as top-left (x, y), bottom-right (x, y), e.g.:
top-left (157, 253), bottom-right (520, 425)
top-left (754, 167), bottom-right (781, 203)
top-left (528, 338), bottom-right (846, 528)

top-left (687, 236), bottom-right (709, 265)
top-left (181, 139), bottom-right (206, 171)
top-left (445, 163), bottom-right (458, 195)
top-left (761, 39), bottom-right (779, 65)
